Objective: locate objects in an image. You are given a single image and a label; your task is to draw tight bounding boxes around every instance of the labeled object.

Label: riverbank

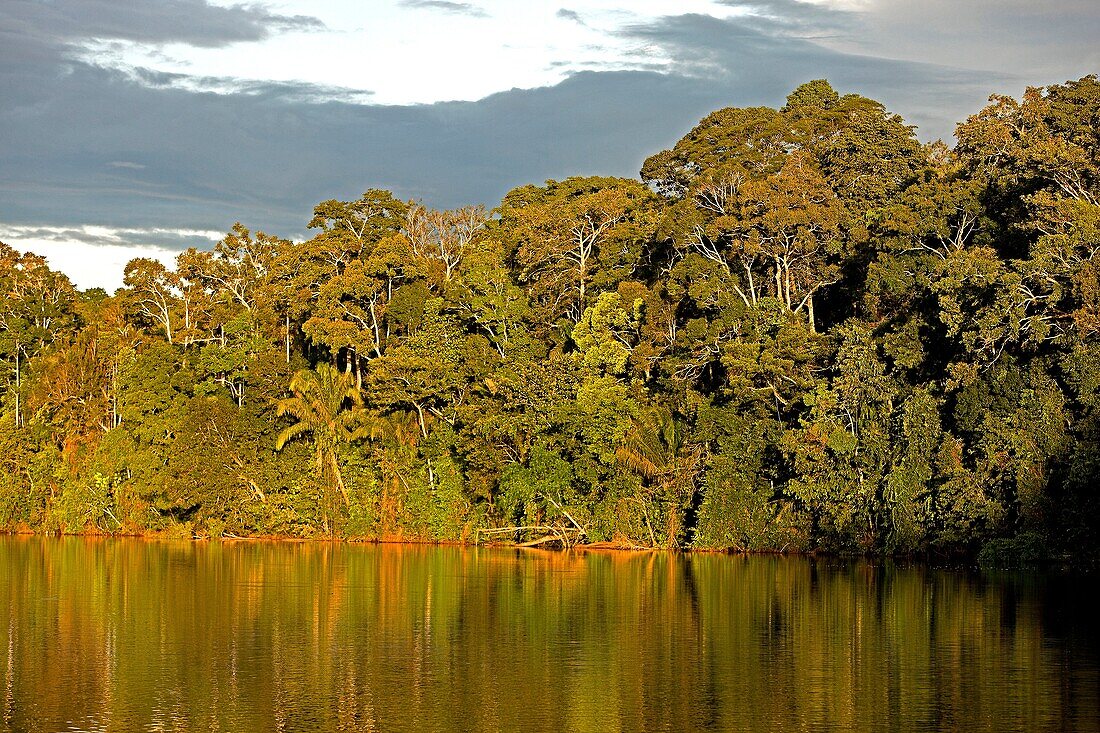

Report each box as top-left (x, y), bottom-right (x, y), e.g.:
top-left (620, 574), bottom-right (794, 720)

top-left (5, 525), bottom-right (1080, 570)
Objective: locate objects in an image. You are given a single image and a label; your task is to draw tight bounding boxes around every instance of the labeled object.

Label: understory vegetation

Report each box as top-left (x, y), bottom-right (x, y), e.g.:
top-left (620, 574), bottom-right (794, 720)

top-left (3, 76), bottom-right (1099, 558)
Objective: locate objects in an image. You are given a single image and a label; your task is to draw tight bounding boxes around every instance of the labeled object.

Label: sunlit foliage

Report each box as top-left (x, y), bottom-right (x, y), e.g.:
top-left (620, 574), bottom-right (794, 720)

top-left (3, 76), bottom-right (1100, 559)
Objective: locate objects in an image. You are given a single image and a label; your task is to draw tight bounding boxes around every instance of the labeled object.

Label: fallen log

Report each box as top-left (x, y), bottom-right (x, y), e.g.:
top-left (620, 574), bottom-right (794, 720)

top-left (517, 535), bottom-right (563, 547)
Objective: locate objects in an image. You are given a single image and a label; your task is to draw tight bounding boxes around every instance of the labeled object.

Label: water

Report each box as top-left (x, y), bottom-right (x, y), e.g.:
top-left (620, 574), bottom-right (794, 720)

top-left (1, 538), bottom-right (1096, 732)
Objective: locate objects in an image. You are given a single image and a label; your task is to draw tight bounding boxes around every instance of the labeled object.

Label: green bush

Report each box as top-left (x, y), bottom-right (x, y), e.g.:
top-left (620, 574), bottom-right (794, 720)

top-left (977, 532), bottom-right (1047, 569)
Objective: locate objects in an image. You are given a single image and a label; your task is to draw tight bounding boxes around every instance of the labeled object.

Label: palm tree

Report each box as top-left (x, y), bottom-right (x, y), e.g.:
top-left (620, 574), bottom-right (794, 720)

top-left (616, 405), bottom-right (702, 547)
top-left (361, 409), bottom-right (422, 533)
top-left (275, 364), bottom-right (365, 517)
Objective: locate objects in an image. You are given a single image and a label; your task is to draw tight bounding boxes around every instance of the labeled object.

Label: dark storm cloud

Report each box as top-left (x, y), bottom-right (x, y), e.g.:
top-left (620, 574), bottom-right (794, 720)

top-left (1, 0), bottom-right (1087, 262)
top-left (715, 0), bottom-right (855, 35)
top-left (616, 12), bottom-right (1004, 132)
top-left (124, 66), bottom-right (373, 103)
top-left (0, 0), bottom-right (329, 111)
top-left (0, 51), bottom-right (993, 247)
top-left (619, 11), bottom-right (861, 75)
top-left (0, 61), bottom-right (729, 239)
top-left (397, 1), bottom-right (489, 18)
top-left (0, 0), bottom-right (323, 50)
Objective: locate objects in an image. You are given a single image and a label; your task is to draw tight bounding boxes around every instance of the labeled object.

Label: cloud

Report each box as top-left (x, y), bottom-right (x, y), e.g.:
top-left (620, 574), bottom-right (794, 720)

top-left (0, 47), bottom-right (994, 251)
top-left (109, 66), bottom-right (375, 104)
top-left (397, 1), bottom-right (489, 18)
top-left (0, 223), bottom-right (223, 290)
top-left (556, 9), bottom-right (585, 26)
top-left (2, 0), bottom-right (1093, 291)
top-left (850, 0), bottom-right (1099, 78)
top-left (1, 61), bottom-right (726, 236)
top-left (0, 0), bottom-right (330, 102)
top-left (0, 9), bottom-right (1004, 238)
top-left (0, 223), bottom-right (224, 248)
top-left (0, 0), bottom-right (323, 51)
top-left (614, 12), bottom-right (1011, 136)
top-left (715, 0), bottom-right (856, 35)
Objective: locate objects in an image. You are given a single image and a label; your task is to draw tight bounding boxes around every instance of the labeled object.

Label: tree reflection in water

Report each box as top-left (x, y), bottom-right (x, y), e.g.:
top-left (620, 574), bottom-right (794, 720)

top-left (0, 537), bottom-right (1096, 732)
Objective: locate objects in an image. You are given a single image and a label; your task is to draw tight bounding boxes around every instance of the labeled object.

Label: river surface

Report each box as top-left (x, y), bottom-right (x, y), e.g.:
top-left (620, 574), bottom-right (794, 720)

top-left (1, 537), bottom-right (1097, 732)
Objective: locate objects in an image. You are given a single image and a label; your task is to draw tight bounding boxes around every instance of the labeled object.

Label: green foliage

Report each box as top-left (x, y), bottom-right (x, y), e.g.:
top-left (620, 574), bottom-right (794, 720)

top-left (783, 79), bottom-right (840, 112)
top-left (977, 532), bottom-right (1047, 569)
top-left (498, 447), bottom-right (574, 528)
top-left (693, 405), bottom-right (805, 551)
top-left (3, 75), bottom-right (1100, 559)
top-left (573, 292), bottom-right (640, 377)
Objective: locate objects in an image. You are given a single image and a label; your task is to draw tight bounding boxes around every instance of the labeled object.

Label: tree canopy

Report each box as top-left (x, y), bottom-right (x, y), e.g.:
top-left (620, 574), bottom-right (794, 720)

top-left (3, 75), bottom-right (1100, 562)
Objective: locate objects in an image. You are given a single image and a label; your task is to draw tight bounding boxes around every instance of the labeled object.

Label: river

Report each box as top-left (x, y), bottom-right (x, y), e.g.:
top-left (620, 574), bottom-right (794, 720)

top-left (1, 537), bottom-right (1096, 732)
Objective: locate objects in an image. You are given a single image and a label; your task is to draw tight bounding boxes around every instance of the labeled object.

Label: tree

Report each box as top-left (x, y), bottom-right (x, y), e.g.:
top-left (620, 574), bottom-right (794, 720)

top-left (277, 190), bottom-right (410, 371)
top-left (6, 74), bottom-right (1100, 558)
top-left (728, 152), bottom-right (846, 327)
top-left (275, 364), bottom-right (365, 527)
top-left (615, 405), bottom-right (702, 547)
top-left (782, 79), bottom-right (840, 112)
top-left (25, 312), bottom-right (130, 453)
top-left (788, 86), bottom-right (922, 212)
top-left (404, 204), bottom-right (487, 284)
top-left (364, 299), bottom-right (472, 439)
top-left (447, 242), bottom-right (531, 358)
top-left (641, 106), bottom-right (788, 198)
top-left (122, 258), bottom-right (184, 344)
top-left (0, 243), bottom-right (79, 428)
top-left (782, 323), bottom-right (896, 549)
top-left (500, 177), bottom-right (659, 326)
top-left (956, 77), bottom-right (1099, 208)
top-left (572, 292), bottom-right (641, 378)
top-left (177, 224), bottom-right (284, 316)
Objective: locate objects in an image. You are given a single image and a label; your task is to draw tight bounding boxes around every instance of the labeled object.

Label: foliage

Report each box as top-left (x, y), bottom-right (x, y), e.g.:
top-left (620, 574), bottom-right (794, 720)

top-left (2, 76), bottom-right (1100, 559)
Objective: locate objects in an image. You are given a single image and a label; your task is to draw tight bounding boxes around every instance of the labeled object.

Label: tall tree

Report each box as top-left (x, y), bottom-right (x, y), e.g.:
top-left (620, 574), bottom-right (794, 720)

top-left (500, 177), bottom-right (659, 326)
top-left (0, 243), bottom-right (79, 427)
top-left (275, 364), bottom-right (365, 527)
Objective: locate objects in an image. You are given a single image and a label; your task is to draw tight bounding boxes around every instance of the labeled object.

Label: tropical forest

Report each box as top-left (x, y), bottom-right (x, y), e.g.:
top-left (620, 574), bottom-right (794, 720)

top-left (3, 76), bottom-right (1099, 562)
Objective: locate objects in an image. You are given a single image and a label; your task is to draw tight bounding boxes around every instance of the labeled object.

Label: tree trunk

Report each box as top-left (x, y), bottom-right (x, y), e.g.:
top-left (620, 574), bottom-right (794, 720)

top-left (329, 451), bottom-right (350, 506)
top-left (414, 403), bottom-right (428, 439)
top-left (14, 346), bottom-right (20, 429)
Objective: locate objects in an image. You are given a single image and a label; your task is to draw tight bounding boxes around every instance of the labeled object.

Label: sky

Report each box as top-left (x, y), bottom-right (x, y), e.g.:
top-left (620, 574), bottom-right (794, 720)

top-left (1, 0), bottom-right (1097, 290)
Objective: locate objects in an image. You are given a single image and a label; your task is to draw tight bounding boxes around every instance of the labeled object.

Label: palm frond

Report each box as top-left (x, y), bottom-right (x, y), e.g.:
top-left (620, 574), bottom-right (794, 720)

top-left (275, 420), bottom-right (312, 450)
top-left (617, 405), bottom-right (686, 479)
top-left (275, 396), bottom-right (310, 420)
top-left (615, 444), bottom-right (662, 478)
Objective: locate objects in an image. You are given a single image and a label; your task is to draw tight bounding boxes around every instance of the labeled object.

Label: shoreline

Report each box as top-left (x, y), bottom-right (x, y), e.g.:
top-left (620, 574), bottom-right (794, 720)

top-left (0, 528), bottom-right (1002, 565)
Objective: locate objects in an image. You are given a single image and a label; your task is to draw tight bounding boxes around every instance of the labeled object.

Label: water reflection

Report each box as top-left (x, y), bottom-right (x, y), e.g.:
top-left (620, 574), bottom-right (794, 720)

top-left (0, 538), bottom-right (1096, 732)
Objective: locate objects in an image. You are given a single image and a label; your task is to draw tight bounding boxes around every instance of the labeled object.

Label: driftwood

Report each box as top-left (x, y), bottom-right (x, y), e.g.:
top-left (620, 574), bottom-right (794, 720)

top-left (475, 493), bottom-right (591, 548)
top-left (475, 524), bottom-right (584, 548)
top-left (543, 495), bottom-right (585, 534)
top-left (517, 535), bottom-right (562, 547)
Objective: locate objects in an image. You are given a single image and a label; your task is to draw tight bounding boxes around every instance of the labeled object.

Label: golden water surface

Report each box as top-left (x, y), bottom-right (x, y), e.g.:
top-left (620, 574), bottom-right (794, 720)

top-left (1, 537), bottom-right (1096, 732)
